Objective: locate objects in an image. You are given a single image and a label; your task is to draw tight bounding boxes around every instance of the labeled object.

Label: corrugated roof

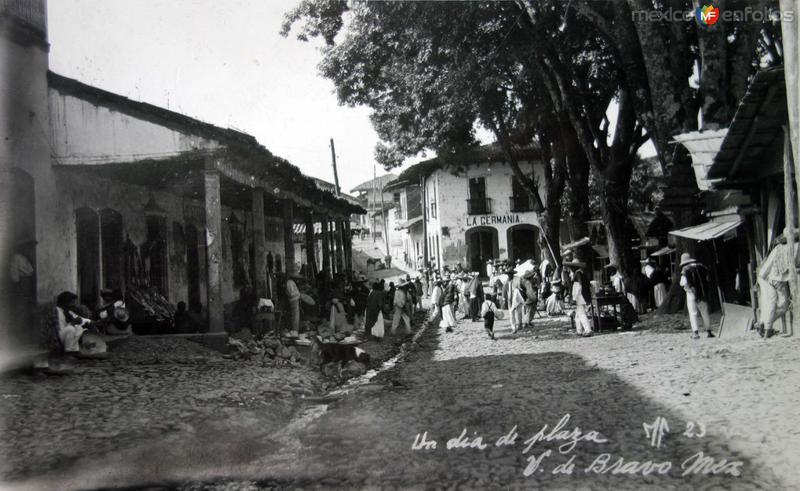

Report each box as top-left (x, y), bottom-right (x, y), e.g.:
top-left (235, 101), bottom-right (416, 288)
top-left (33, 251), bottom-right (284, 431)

top-left (708, 66), bottom-right (787, 180)
top-left (668, 217), bottom-right (743, 241)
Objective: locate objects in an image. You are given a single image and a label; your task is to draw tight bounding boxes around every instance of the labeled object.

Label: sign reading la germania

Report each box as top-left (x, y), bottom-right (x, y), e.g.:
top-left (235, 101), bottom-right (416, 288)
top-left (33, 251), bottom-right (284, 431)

top-left (466, 214), bottom-right (522, 226)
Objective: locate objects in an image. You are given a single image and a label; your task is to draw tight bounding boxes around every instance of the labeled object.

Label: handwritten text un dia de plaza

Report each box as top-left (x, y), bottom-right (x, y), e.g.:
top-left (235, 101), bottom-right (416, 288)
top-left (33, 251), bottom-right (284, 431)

top-left (410, 414), bottom-right (743, 478)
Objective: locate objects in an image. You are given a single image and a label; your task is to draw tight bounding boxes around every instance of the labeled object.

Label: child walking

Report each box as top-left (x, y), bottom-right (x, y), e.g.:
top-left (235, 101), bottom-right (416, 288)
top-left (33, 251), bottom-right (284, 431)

top-left (481, 293), bottom-right (504, 340)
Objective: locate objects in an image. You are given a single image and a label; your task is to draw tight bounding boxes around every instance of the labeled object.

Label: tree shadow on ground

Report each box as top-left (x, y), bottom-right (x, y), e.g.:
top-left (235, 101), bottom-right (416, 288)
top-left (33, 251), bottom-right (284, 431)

top-left (256, 324), bottom-right (782, 489)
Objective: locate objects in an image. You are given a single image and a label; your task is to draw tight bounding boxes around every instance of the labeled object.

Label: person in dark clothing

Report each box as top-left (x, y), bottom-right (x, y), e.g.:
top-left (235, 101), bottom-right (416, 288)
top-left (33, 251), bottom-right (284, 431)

top-left (352, 277), bottom-right (370, 329)
top-left (386, 282), bottom-right (396, 313)
top-left (468, 273), bottom-right (484, 321)
top-left (364, 282), bottom-right (384, 340)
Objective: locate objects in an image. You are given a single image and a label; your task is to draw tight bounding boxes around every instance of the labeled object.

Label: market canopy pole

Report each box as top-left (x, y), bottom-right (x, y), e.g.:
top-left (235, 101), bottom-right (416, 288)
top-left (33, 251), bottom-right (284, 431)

top-left (330, 138), bottom-right (350, 281)
top-left (330, 138), bottom-right (341, 195)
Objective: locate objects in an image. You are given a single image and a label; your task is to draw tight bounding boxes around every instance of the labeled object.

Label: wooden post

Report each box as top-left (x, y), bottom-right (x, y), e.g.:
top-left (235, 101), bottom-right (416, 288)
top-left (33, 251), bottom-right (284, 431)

top-left (328, 219), bottom-right (338, 275)
top-left (282, 200), bottom-right (295, 275)
top-left (321, 216), bottom-right (331, 277)
top-left (251, 188), bottom-right (267, 299)
top-left (344, 220), bottom-right (353, 278)
top-left (203, 164), bottom-right (224, 332)
top-left (305, 211), bottom-right (316, 280)
top-left (335, 219), bottom-right (345, 274)
top-left (783, 129), bottom-right (798, 335)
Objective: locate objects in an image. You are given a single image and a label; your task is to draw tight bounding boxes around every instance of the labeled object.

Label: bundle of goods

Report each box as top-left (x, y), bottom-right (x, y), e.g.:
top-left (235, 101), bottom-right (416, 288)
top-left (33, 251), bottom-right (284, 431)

top-left (126, 285), bottom-right (176, 332)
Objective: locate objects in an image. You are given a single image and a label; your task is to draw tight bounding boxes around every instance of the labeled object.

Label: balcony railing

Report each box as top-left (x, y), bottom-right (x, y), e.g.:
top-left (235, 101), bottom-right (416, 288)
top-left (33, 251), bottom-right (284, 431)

top-left (509, 195), bottom-right (534, 212)
top-left (466, 198), bottom-right (492, 215)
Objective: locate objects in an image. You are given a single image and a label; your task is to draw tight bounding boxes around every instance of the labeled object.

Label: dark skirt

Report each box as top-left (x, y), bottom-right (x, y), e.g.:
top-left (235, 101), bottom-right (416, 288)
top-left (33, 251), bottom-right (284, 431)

top-left (469, 297), bottom-right (481, 320)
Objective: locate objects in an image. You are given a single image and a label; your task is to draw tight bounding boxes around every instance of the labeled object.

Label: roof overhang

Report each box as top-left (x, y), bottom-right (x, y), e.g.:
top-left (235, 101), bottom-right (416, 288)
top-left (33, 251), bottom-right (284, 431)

top-left (708, 66), bottom-right (787, 181)
top-left (668, 216), bottom-right (743, 242)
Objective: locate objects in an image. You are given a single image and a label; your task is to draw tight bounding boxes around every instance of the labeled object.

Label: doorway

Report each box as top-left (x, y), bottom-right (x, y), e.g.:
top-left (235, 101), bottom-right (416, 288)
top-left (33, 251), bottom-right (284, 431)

top-left (185, 224), bottom-right (202, 313)
top-left (465, 226), bottom-right (498, 273)
top-left (100, 209), bottom-right (124, 293)
top-left (507, 224), bottom-right (540, 264)
top-left (76, 207), bottom-right (100, 308)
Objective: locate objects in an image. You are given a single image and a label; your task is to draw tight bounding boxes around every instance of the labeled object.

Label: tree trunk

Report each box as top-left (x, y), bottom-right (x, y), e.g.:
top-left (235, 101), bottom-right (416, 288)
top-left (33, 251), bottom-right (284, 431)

top-left (563, 122), bottom-right (593, 274)
top-left (598, 164), bottom-right (633, 274)
top-left (656, 148), bottom-right (702, 314)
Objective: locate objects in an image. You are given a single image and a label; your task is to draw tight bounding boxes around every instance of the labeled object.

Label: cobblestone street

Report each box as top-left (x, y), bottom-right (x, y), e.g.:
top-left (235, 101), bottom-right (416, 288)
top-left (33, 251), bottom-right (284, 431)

top-left (2, 306), bottom-right (799, 490)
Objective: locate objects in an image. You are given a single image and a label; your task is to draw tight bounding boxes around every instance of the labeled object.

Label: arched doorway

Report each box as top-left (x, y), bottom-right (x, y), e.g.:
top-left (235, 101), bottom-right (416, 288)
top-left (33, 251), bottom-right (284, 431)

top-left (76, 207), bottom-right (100, 308)
top-left (507, 224), bottom-right (540, 264)
top-left (465, 226), bottom-right (498, 273)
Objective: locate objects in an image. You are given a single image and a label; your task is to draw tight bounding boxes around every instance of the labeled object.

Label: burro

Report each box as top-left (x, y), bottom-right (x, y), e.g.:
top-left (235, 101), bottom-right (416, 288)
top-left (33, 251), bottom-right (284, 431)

top-left (584, 453), bottom-right (673, 476)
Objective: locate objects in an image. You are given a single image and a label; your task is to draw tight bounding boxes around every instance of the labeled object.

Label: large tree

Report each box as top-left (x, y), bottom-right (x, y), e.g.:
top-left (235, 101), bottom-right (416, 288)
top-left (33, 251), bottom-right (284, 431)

top-left (565, 0), bottom-right (782, 311)
top-left (283, 1), bottom-right (595, 266)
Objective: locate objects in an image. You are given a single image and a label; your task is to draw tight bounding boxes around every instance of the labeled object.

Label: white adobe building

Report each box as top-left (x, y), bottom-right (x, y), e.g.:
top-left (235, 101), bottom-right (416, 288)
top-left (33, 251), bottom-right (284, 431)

top-left (389, 145), bottom-right (548, 273)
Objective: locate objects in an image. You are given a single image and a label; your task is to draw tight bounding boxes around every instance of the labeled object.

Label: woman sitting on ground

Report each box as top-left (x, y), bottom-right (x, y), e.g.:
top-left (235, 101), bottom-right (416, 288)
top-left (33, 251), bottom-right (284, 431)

top-left (54, 291), bottom-right (92, 353)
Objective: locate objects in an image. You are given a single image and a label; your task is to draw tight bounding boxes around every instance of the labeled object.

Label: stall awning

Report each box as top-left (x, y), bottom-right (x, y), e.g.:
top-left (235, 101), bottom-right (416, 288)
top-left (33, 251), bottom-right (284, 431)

top-left (561, 237), bottom-right (590, 251)
top-left (650, 246), bottom-right (676, 257)
top-left (672, 129), bottom-right (728, 191)
top-left (591, 245), bottom-right (609, 259)
top-left (668, 217), bottom-right (743, 242)
top-left (396, 216), bottom-right (423, 230)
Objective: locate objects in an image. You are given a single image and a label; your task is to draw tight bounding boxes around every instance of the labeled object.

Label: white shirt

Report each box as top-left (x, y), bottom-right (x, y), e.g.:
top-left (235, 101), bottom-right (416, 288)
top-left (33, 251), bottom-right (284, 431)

top-left (611, 273), bottom-right (625, 294)
top-left (430, 285), bottom-right (443, 305)
top-left (394, 289), bottom-right (406, 308)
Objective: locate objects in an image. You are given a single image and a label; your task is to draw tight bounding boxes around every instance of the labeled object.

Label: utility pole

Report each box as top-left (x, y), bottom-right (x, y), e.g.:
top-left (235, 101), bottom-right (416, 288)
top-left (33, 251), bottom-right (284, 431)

top-left (372, 162), bottom-right (377, 244)
top-left (420, 174), bottom-right (429, 270)
top-left (330, 138), bottom-right (341, 195)
top-left (330, 138), bottom-right (349, 280)
top-left (379, 178), bottom-right (389, 257)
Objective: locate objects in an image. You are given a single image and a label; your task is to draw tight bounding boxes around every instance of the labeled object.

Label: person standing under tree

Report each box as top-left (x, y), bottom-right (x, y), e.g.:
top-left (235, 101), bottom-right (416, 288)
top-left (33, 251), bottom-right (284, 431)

top-left (679, 253), bottom-right (714, 339)
top-left (571, 269), bottom-right (593, 337)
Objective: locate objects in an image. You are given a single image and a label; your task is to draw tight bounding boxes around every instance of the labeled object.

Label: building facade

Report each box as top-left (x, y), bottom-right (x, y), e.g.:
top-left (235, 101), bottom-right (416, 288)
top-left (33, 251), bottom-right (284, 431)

top-left (1, 2), bottom-right (362, 353)
top-left (388, 147), bottom-right (547, 274)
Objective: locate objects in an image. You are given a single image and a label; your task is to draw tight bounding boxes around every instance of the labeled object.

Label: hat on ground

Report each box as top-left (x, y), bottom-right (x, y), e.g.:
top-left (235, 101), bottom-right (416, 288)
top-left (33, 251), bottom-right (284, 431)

top-left (679, 252), bottom-right (697, 268)
top-left (112, 307), bottom-right (130, 323)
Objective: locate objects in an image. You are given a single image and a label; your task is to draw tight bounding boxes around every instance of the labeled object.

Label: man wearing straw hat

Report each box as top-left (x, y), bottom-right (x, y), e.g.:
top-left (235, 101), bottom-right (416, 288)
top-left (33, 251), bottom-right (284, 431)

top-left (441, 273), bottom-right (458, 333)
top-left (678, 253), bottom-right (714, 339)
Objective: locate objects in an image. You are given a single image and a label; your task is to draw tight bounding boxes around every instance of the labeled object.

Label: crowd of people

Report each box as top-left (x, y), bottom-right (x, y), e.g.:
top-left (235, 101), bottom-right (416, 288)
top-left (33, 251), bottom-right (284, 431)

top-left (47, 242), bottom-right (755, 360)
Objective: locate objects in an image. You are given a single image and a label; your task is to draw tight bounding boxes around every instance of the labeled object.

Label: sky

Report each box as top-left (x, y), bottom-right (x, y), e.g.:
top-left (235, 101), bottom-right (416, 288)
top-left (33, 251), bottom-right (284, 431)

top-left (47, 1), bottom-right (654, 196)
top-left (47, 0), bottom-right (396, 194)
